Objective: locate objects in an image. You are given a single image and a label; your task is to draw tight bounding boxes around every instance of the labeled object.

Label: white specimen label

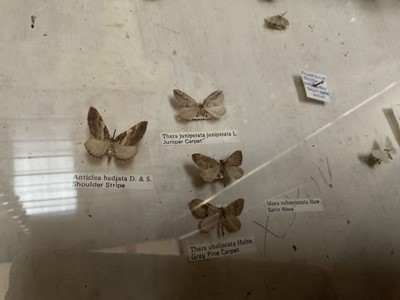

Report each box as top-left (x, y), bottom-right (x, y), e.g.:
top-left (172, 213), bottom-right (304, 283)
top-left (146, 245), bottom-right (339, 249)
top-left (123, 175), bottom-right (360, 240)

top-left (265, 198), bottom-right (323, 213)
top-left (392, 104), bottom-right (400, 128)
top-left (160, 130), bottom-right (239, 146)
top-left (72, 173), bottom-right (153, 190)
top-left (187, 237), bottom-right (256, 262)
top-left (301, 70), bottom-right (330, 102)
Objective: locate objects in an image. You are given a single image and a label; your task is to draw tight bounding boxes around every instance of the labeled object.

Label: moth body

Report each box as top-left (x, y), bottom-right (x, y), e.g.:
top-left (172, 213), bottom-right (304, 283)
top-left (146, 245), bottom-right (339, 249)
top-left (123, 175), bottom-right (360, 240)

top-left (191, 151), bottom-right (243, 185)
top-left (84, 106), bottom-right (148, 162)
top-left (370, 137), bottom-right (396, 164)
top-left (189, 199), bottom-right (245, 237)
top-left (173, 89), bottom-right (226, 120)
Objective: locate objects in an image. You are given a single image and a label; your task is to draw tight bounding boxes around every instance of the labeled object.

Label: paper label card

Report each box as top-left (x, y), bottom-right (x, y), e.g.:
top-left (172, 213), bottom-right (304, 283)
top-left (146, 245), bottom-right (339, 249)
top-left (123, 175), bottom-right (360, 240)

top-left (161, 129), bottom-right (239, 146)
top-left (265, 198), bottom-right (323, 213)
top-left (301, 70), bottom-right (330, 102)
top-left (72, 173), bottom-right (153, 190)
top-left (392, 104), bottom-right (400, 129)
top-left (187, 237), bottom-right (256, 262)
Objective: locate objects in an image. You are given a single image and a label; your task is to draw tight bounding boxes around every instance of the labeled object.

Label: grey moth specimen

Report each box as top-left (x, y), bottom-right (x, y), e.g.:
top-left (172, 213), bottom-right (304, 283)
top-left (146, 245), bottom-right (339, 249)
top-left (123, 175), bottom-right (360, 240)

top-left (370, 136), bottom-right (396, 164)
top-left (189, 198), bottom-right (245, 236)
top-left (192, 150), bottom-right (244, 185)
top-left (173, 89), bottom-right (226, 120)
top-left (84, 106), bottom-right (148, 161)
top-left (265, 13), bottom-right (289, 30)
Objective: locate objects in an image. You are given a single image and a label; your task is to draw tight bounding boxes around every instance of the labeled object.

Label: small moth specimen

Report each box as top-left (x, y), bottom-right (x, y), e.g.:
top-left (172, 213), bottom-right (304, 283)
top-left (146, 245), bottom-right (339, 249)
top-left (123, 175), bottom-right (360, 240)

top-left (84, 106), bottom-right (148, 162)
top-left (173, 89), bottom-right (226, 120)
top-left (189, 198), bottom-right (245, 236)
top-left (31, 15), bottom-right (36, 29)
top-left (370, 136), bottom-right (396, 164)
top-left (192, 150), bottom-right (243, 185)
top-left (264, 12), bottom-right (289, 30)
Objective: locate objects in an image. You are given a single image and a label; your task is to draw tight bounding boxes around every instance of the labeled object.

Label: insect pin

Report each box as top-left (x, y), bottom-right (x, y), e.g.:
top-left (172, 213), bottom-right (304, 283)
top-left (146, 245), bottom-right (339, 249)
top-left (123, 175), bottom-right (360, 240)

top-left (370, 136), bottom-right (396, 164)
top-left (192, 150), bottom-right (244, 186)
top-left (189, 198), bottom-right (245, 237)
top-left (173, 89), bottom-right (226, 120)
top-left (264, 12), bottom-right (289, 30)
top-left (84, 106), bottom-right (148, 162)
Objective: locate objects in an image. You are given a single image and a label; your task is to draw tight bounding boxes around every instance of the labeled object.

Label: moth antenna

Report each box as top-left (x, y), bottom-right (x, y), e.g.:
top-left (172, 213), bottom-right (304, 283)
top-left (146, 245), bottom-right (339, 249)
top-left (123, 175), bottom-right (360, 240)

top-left (280, 12), bottom-right (287, 17)
top-left (112, 129), bottom-right (116, 139)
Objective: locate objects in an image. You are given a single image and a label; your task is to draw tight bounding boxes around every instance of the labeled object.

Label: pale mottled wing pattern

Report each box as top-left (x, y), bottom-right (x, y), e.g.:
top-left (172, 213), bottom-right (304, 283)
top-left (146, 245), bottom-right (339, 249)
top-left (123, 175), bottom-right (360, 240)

top-left (371, 150), bottom-right (390, 162)
top-left (222, 214), bottom-right (242, 233)
top-left (199, 214), bottom-right (220, 233)
top-left (192, 153), bottom-right (221, 182)
top-left (224, 151), bottom-right (244, 179)
top-left (173, 89), bottom-right (201, 120)
top-left (85, 107), bottom-right (111, 158)
top-left (265, 14), bottom-right (289, 30)
top-left (189, 199), bottom-right (220, 232)
top-left (224, 198), bottom-right (245, 216)
top-left (87, 106), bottom-right (110, 141)
top-left (84, 139), bottom-right (110, 158)
top-left (189, 199), bottom-right (220, 218)
top-left (203, 90), bottom-right (226, 118)
top-left (178, 107), bottom-right (202, 120)
top-left (113, 121), bottom-right (147, 161)
top-left (385, 136), bottom-right (396, 154)
top-left (222, 198), bottom-right (244, 233)
top-left (173, 89), bottom-right (198, 107)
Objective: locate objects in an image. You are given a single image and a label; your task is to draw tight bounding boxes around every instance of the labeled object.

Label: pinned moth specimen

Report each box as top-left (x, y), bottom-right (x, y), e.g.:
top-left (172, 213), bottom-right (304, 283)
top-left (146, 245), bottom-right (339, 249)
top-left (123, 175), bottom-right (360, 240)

top-left (84, 106), bottom-right (148, 162)
top-left (370, 136), bottom-right (396, 164)
top-left (189, 198), bottom-right (245, 236)
top-left (173, 89), bottom-right (226, 120)
top-left (192, 150), bottom-right (243, 186)
top-left (264, 12), bottom-right (289, 30)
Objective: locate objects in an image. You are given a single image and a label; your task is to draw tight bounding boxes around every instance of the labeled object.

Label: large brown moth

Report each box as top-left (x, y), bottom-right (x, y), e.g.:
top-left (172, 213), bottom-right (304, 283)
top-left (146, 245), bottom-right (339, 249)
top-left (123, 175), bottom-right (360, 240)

top-left (192, 150), bottom-right (243, 186)
top-left (189, 198), bottom-right (245, 236)
top-left (84, 106), bottom-right (148, 162)
top-left (173, 89), bottom-right (226, 120)
top-left (370, 136), bottom-right (396, 164)
top-left (264, 12), bottom-right (289, 30)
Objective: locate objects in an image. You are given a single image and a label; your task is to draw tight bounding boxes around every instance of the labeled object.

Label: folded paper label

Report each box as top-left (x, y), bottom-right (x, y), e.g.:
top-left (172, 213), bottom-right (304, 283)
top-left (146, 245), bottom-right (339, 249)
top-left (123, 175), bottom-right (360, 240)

top-left (301, 70), bottom-right (330, 102)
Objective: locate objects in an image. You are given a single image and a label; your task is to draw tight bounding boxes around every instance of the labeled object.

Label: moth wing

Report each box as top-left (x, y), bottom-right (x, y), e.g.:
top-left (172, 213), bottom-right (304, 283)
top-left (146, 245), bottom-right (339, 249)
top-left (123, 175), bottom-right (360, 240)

top-left (222, 214), bottom-right (241, 233)
top-left (178, 107), bottom-right (201, 120)
top-left (225, 150), bottom-right (243, 166)
top-left (192, 153), bottom-right (219, 169)
top-left (203, 90), bottom-right (226, 118)
top-left (199, 214), bottom-right (220, 233)
top-left (84, 138), bottom-right (110, 158)
top-left (192, 154), bottom-right (221, 182)
top-left (371, 150), bottom-right (389, 162)
top-left (200, 165), bottom-right (222, 182)
top-left (385, 136), bottom-right (396, 153)
top-left (114, 145), bottom-right (138, 161)
top-left (87, 106), bottom-right (110, 140)
top-left (225, 198), bottom-right (245, 216)
top-left (114, 121), bottom-right (148, 146)
top-left (189, 199), bottom-right (219, 219)
top-left (173, 89), bottom-right (199, 107)
top-left (225, 165), bottom-right (244, 179)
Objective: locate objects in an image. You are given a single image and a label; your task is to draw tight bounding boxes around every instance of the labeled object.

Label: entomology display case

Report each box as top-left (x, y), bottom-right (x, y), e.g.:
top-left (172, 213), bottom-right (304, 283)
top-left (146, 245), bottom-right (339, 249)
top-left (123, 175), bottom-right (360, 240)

top-left (1, 0), bottom-right (400, 299)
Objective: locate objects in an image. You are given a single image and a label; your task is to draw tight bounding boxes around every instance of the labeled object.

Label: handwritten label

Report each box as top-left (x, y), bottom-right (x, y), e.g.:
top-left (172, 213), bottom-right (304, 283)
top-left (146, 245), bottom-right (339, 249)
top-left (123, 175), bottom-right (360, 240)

top-left (187, 237), bottom-right (256, 262)
top-left (160, 130), bottom-right (239, 146)
top-left (72, 174), bottom-right (153, 190)
top-left (392, 104), bottom-right (400, 128)
top-left (265, 198), bottom-right (323, 213)
top-left (301, 70), bottom-right (330, 102)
